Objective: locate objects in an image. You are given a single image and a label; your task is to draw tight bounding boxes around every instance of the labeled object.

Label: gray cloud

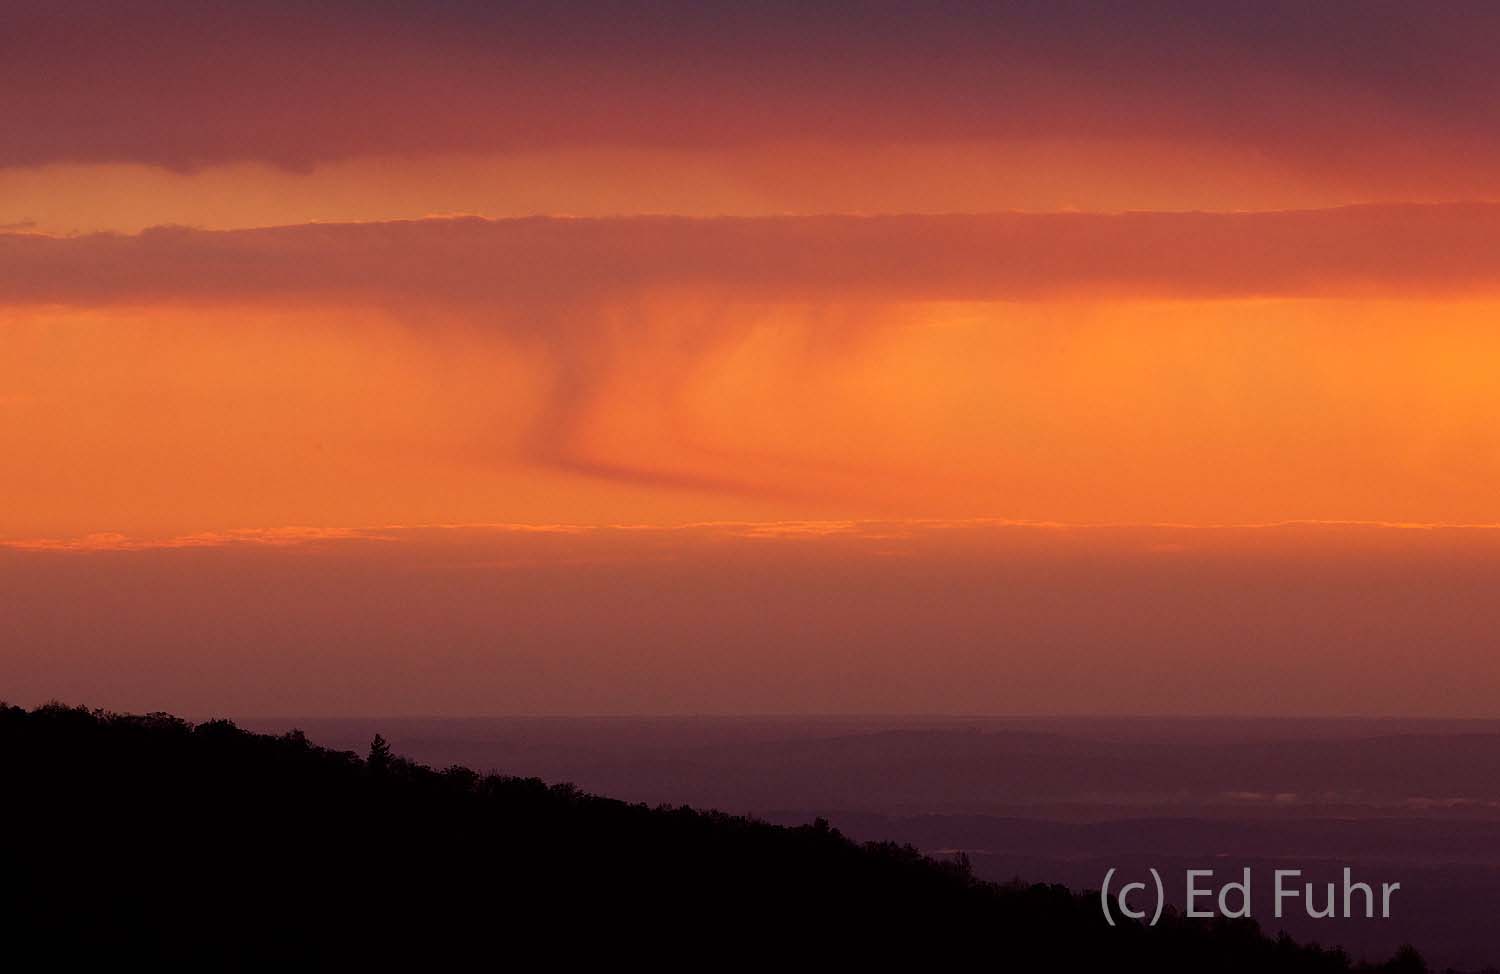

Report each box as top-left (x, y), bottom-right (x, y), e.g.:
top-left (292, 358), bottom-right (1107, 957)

top-left (7, 205), bottom-right (1500, 309)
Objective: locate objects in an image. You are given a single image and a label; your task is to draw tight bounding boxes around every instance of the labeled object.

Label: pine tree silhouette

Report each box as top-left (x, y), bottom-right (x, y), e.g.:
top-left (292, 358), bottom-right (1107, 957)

top-left (368, 733), bottom-right (392, 773)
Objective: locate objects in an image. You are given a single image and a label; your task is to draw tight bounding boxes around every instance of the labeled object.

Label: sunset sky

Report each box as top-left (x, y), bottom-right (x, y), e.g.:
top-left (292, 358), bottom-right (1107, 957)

top-left (4, 1), bottom-right (1499, 716)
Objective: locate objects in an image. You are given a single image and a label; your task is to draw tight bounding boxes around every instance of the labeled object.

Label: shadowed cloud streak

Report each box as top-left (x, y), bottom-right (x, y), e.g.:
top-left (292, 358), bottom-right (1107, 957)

top-left (8, 206), bottom-right (1500, 306)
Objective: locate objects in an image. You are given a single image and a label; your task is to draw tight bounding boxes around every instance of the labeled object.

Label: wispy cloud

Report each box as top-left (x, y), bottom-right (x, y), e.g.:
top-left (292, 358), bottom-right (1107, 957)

top-left (9, 518), bottom-right (1500, 554)
top-left (2, 526), bottom-right (392, 552)
top-left (8, 207), bottom-right (1500, 307)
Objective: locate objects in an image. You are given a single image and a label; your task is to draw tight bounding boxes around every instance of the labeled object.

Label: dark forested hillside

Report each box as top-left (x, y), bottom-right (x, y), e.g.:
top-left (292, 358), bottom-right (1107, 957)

top-left (1, 704), bottom-right (1426, 971)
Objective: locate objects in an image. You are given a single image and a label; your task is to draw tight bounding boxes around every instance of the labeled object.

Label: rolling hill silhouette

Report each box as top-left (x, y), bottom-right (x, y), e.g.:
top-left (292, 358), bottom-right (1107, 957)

top-left (1, 703), bottom-right (1427, 970)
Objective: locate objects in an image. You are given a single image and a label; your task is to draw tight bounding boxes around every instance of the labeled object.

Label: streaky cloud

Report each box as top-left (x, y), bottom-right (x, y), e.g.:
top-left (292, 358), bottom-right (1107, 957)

top-left (7, 205), bottom-right (1500, 307)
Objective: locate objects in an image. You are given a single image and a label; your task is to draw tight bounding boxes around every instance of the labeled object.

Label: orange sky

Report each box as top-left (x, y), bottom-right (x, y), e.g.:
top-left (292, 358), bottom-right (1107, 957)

top-left (3, 1), bottom-right (1499, 715)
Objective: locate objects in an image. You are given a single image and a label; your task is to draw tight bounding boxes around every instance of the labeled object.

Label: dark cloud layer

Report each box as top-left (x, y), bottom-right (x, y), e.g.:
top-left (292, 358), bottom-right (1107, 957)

top-left (5, 1), bottom-right (1500, 177)
top-left (5, 205), bottom-right (1500, 308)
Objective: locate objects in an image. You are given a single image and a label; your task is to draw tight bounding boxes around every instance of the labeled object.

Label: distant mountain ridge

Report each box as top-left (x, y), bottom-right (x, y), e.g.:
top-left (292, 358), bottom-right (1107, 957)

top-left (1, 703), bottom-right (1426, 971)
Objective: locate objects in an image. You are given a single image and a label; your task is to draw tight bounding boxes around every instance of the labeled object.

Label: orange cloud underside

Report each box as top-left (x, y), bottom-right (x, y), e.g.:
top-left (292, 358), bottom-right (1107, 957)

top-left (6, 295), bottom-right (1499, 542)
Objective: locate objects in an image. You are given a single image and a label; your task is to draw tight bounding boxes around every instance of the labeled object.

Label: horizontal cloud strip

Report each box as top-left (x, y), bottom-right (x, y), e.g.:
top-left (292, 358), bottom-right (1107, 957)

top-left (6, 2), bottom-right (1499, 170)
top-left (8, 518), bottom-right (1500, 554)
top-left (6, 205), bottom-right (1500, 307)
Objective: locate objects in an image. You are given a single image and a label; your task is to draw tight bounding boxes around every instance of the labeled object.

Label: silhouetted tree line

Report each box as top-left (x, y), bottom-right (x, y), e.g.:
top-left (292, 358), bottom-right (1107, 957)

top-left (0, 703), bottom-right (1431, 971)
